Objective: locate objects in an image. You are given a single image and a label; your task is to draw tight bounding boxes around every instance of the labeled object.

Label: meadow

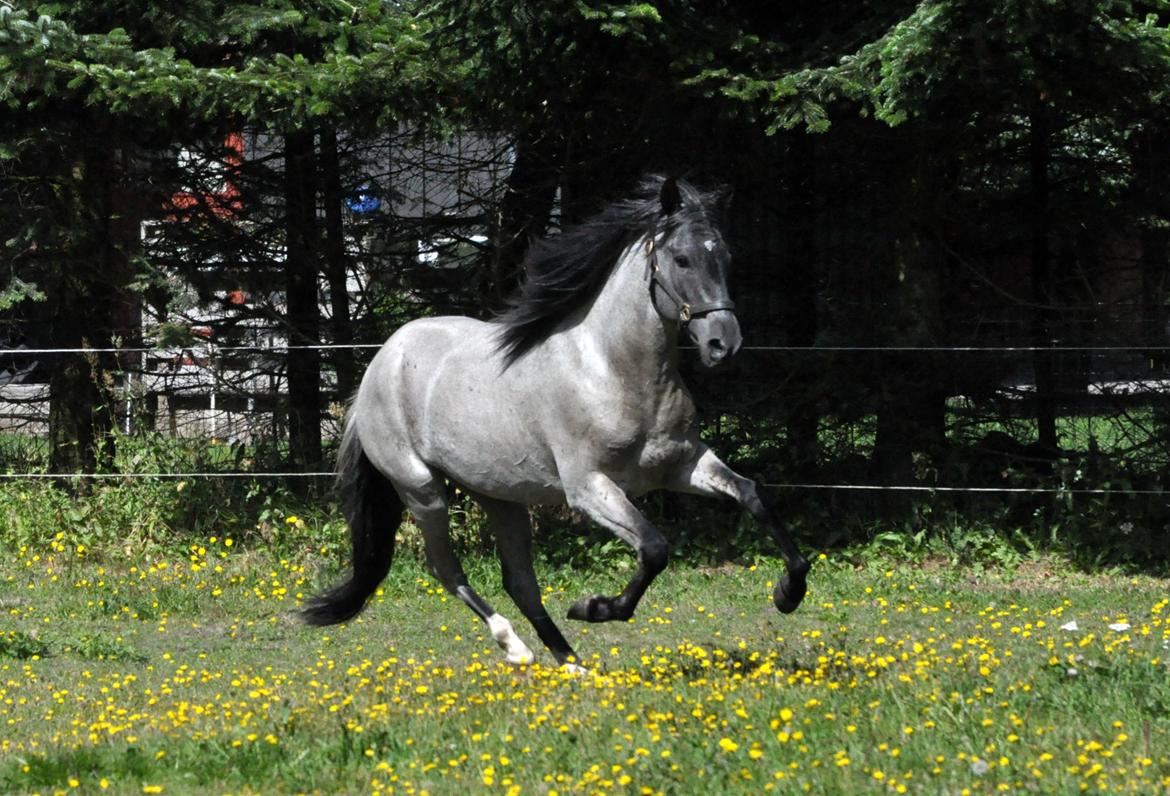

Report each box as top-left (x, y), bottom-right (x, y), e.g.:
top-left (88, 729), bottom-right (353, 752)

top-left (2, 512), bottom-right (1168, 795)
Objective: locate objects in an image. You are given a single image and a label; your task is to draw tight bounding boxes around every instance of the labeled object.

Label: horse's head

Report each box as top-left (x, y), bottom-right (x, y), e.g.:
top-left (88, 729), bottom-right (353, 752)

top-left (649, 177), bottom-right (742, 368)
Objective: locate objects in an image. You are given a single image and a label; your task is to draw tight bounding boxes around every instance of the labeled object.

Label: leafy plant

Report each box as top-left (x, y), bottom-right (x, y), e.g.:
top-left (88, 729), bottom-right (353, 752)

top-left (0, 630), bottom-right (49, 660)
top-left (63, 634), bottom-right (148, 663)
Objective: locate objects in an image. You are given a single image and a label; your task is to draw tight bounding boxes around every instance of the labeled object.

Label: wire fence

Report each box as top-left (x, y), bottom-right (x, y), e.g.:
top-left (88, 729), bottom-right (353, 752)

top-left (8, 343), bottom-right (1170, 354)
top-left (3, 340), bottom-right (1169, 496)
top-left (0, 469), bottom-right (1165, 497)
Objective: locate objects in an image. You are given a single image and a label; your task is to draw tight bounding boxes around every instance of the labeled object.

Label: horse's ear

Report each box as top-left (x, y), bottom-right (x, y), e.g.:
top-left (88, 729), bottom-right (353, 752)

top-left (660, 177), bottom-right (681, 216)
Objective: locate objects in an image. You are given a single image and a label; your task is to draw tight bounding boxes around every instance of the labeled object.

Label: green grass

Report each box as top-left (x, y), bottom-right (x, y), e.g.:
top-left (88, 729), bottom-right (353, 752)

top-left (1, 533), bottom-right (1168, 795)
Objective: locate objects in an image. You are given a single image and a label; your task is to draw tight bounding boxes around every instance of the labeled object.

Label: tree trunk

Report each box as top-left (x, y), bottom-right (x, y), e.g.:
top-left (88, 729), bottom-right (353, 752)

top-left (487, 127), bottom-right (561, 309)
top-left (1138, 130), bottom-right (1169, 372)
top-left (48, 139), bottom-right (134, 476)
top-left (284, 130), bottom-right (322, 472)
top-left (48, 308), bottom-right (107, 476)
top-left (1029, 101), bottom-right (1058, 453)
top-left (320, 128), bottom-right (356, 399)
top-left (782, 133), bottom-right (820, 483)
top-left (870, 131), bottom-right (951, 519)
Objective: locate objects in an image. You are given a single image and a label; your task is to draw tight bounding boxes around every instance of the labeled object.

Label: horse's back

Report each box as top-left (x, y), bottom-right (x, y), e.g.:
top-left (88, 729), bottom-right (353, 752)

top-left (352, 316), bottom-right (566, 502)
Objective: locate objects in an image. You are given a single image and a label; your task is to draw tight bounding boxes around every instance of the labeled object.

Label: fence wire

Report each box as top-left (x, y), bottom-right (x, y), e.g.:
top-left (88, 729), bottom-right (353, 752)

top-left (0, 470), bottom-right (1164, 497)
top-left (3, 341), bottom-right (1169, 496)
top-left (7, 343), bottom-right (1170, 355)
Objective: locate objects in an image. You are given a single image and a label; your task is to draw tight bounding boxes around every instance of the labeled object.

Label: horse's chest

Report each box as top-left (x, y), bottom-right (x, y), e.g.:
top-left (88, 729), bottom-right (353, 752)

top-left (634, 431), bottom-right (693, 472)
top-left (596, 389), bottom-right (698, 478)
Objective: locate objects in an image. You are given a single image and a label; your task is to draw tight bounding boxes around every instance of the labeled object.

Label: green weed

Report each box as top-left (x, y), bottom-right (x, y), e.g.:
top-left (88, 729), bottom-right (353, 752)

top-left (0, 630), bottom-right (49, 660)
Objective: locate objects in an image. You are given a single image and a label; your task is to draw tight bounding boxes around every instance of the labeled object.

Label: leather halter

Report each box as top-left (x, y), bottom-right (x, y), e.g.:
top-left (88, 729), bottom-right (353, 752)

top-left (644, 230), bottom-right (736, 324)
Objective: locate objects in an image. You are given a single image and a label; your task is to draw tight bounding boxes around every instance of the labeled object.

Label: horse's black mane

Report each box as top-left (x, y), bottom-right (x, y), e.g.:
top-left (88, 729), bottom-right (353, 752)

top-left (495, 175), bottom-right (715, 366)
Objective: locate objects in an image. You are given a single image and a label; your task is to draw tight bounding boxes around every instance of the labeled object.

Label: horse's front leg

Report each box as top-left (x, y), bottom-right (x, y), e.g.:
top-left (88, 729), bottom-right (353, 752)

top-left (565, 473), bottom-right (668, 623)
top-left (672, 446), bottom-right (810, 613)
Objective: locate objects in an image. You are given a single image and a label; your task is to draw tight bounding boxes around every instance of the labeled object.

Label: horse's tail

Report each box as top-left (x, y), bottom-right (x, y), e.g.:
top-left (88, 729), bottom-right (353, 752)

top-left (300, 417), bottom-right (402, 626)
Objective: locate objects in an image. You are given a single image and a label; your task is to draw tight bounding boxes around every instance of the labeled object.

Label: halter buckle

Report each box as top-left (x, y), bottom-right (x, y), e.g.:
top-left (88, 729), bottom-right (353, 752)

top-left (679, 304), bottom-right (692, 322)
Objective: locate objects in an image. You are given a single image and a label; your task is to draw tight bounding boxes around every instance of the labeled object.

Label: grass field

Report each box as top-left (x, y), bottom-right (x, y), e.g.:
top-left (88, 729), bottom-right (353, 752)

top-left (2, 531), bottom-right (1169, 795)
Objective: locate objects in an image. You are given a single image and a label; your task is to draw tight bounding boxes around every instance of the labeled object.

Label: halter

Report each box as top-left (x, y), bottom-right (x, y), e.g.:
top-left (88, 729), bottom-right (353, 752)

top-left (643, 229), bottom-right (736, 324)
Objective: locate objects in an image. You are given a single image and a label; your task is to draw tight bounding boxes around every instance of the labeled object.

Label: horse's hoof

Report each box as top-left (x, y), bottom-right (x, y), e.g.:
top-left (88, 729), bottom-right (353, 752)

top-left (773, 575), bottom-right (807, 614)
top-left (505, 648), bottom-right (535, 665)
top-left (560, 662), bottom-right (589, 676)
top-left (567, 594), bottom-right (615, 622)
top-left (488, 614), bottom-right (535, 664)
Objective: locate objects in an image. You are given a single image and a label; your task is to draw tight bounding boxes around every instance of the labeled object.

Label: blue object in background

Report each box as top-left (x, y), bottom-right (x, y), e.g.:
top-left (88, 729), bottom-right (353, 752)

top-left (346, 183), bottom-right (382, 214)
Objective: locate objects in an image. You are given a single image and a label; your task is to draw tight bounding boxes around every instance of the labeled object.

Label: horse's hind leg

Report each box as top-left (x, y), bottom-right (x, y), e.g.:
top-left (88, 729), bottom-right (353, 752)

top-left (564, 473), bottom-right (669, 623)
top-left (399, 478), bottom-right (534, 665)
top-left (479, 497), bottom-right (580, 667)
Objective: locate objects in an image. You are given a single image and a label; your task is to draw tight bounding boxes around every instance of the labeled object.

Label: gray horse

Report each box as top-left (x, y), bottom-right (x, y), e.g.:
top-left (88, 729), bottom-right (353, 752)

top-left (302, 176), bottom-right (809, 668)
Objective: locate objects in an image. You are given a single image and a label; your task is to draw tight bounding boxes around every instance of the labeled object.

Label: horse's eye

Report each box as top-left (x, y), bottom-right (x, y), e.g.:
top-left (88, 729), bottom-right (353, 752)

top-left (674, 254), bottom-right (690, 268)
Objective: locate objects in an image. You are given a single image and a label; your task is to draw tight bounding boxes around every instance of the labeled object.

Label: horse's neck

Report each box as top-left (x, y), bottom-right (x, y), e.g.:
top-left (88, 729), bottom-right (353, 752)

top-left (574, 242), bottom-right (679, 382)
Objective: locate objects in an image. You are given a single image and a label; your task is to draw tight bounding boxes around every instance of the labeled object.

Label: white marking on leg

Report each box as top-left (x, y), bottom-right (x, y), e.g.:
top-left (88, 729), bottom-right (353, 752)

top-left (487, 613), bottom-right (534, 665)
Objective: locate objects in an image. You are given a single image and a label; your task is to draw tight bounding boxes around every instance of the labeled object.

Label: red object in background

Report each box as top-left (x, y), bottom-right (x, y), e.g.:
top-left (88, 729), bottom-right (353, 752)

top-left (162, 134), bottom-right (249, 342)
top-left (166, 132), bottom-right (244, 220)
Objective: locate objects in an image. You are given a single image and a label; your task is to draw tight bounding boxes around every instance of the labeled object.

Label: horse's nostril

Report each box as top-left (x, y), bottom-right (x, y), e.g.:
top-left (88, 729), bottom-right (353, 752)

top-left (709, 338), bottom-right (725, 350)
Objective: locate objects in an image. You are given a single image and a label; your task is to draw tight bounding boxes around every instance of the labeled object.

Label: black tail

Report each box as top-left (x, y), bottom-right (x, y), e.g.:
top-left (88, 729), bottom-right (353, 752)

top-left (300, 421), bottom-right (402, 625)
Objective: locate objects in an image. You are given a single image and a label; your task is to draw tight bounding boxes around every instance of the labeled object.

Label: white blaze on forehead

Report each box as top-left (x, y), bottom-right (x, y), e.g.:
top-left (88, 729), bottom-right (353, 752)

top-left (703, 239), bottom-right (717, 252)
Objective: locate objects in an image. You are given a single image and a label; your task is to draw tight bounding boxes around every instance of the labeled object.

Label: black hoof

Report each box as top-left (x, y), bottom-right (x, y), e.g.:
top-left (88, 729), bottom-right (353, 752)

top-left (773, 575), bottom-right (807, 614)
top-left (568, 594), bottom-right (618, 623)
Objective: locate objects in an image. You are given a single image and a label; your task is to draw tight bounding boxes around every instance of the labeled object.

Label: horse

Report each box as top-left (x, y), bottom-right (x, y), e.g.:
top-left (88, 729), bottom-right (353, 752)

top-left (301, 175), bottom-right (810, 669)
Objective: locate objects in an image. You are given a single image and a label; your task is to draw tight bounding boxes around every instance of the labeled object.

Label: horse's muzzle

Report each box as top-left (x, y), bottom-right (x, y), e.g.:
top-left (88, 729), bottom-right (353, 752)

top-left (691, 310), bottom-right (742, 369)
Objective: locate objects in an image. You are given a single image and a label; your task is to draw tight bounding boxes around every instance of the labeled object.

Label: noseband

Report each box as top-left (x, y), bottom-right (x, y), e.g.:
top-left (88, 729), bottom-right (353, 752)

top-left (644, 233), bottom-right (736, 325)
